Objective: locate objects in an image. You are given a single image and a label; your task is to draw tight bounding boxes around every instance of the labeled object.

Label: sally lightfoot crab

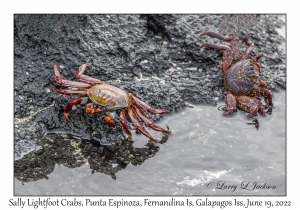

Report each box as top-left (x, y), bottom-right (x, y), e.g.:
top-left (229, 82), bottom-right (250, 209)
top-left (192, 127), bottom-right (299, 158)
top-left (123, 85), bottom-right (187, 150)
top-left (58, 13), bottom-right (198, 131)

top-left (199, 31), bottom-right (273, 129)
top-left (52, 64), bottom-right (171, 143)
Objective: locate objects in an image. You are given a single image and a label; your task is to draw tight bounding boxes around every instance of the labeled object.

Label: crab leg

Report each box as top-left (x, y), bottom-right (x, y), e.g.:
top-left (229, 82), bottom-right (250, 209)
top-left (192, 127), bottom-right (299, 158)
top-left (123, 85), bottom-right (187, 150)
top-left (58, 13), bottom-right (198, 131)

top-left (237, 96), bottom-right (265, 130)
top-left (199, 41), bottom-right (231, 51)
top-left (134, 105), bottom-right (171, 134)
top-left (54, 88), bottom-right (87, 95)
top-left (200, 31), bottom-right (233, 42)
top-left (236, 96), bottom-right (265, 118)
top-left (53, 64), bottom-right (93, 88)
top-left (131, 95), bottom-right (170, 114)
top-left (199, 31), bottom-right (242, 58)
top-left (248, 88), bottom-right (273, 106)
top-left (238, 37), bottom-right (255, 62)
top-left (199, 31), bottom-right (242, 55)
top-left (199, 31), bottom-right (242, 73)
top-left (252, 119), bottom-right (259, 130)
top-left (63, 97), bottom-right (90, 120)
top-left (223, 91), bottom-right (237, 116)
top-left (76, 64), bottom-right (103, 84)
top-left (200, 41), bottom-right (235, 73)
top-left (118, 110), bottom-right (132, 139)
top-left (247, 119), bottom-right (260, 130)
top-left (127, 108), bottom-right (158, 143)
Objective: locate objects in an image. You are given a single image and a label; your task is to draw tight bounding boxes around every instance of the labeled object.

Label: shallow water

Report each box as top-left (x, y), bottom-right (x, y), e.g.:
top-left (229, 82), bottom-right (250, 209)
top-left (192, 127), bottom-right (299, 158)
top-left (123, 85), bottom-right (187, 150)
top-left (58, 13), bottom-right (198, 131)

top-left (14, 89), bottom-right (285, 196)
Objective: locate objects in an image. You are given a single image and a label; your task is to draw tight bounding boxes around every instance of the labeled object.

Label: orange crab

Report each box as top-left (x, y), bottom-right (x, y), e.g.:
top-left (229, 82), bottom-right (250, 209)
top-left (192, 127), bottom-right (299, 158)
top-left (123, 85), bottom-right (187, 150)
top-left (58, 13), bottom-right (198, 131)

top-left (52, 64), bottom-right (171, 143)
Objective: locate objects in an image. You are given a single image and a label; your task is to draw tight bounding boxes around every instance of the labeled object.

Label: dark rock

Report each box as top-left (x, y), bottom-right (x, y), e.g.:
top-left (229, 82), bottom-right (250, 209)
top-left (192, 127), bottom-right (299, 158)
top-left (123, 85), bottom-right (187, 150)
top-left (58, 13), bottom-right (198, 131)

top-left (14, 14), bottom-right (286, 158)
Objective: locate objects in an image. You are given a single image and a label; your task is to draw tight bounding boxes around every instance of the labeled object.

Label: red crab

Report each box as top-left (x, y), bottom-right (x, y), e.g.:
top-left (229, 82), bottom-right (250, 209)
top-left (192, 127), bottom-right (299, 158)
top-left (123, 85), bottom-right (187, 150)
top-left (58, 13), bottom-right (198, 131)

top-left (52, 64), bottom-right (171, 143)
top-left (199, 31), bottom-right (273, 129)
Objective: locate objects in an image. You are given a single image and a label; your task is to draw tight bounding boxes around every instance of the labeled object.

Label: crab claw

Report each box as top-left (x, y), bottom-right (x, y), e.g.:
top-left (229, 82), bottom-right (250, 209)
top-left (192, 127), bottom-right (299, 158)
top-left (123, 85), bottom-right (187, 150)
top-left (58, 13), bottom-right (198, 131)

top-left (257, 103), bottom-right (266, 116)
top-left (258, 80), bottom-right (268, 89)
top-left (63, 97), bottom-right (89, 121)
top-left (105, 114), bottom-right (116, 129)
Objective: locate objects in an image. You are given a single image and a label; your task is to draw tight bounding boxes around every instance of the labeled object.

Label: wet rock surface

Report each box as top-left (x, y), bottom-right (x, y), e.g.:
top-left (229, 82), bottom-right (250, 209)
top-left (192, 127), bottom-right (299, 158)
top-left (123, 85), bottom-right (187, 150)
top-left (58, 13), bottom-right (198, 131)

top-left (14, 14), bottom-right (286, 159)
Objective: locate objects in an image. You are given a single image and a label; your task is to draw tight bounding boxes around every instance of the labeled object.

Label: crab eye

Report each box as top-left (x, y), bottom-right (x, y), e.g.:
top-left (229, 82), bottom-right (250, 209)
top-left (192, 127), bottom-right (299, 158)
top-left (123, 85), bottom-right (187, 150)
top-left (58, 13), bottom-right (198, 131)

top-left (253, 61), bottom-right (261, 74)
